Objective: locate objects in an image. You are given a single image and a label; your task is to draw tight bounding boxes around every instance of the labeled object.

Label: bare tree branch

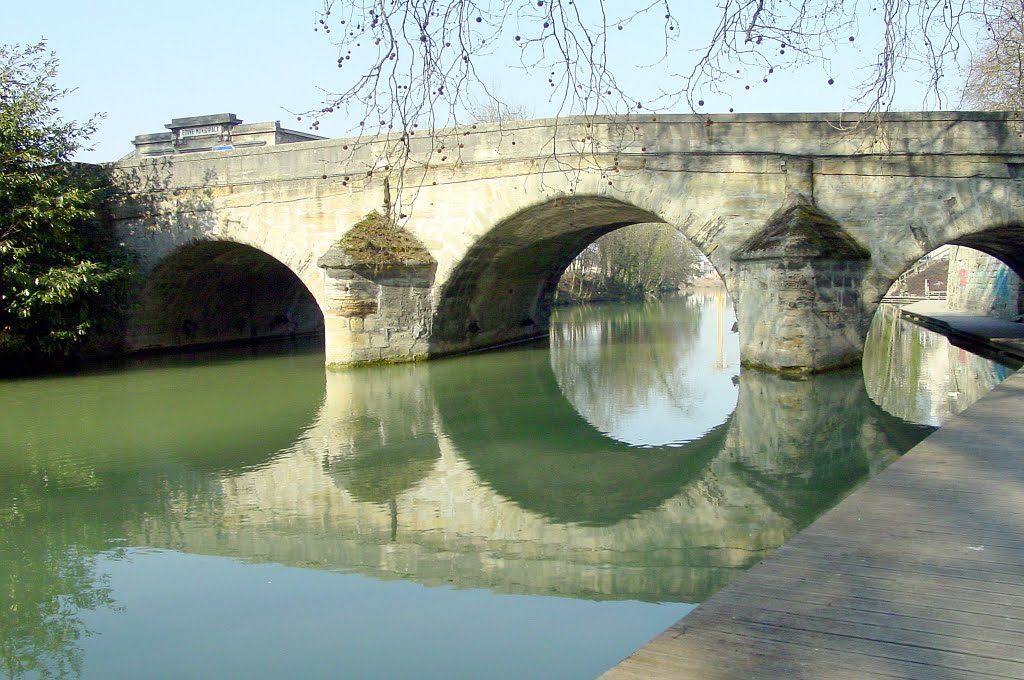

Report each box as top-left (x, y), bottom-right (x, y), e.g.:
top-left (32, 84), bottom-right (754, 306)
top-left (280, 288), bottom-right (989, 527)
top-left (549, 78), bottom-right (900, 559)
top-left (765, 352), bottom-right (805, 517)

top-left (962, 0), bottom-right (1024, 109)
top-left (300, 1), bottom-right (999, 215)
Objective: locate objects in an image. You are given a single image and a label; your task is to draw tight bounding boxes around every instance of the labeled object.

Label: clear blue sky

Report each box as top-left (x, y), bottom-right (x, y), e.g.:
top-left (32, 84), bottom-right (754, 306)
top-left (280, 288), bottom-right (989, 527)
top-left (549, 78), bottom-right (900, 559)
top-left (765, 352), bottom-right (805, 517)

top-left (4, 1), bottom-right (971, 163)
top-left (5, 0), bottom-right (342, 161)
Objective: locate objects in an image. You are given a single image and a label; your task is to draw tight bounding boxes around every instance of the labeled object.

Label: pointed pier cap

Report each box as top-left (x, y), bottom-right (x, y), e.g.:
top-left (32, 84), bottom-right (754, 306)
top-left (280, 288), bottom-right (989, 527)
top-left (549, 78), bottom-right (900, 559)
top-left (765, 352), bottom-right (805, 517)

top-left (733, 199), bottom-right (870, 262)
top-left (318, 211), bottom-right (437, 283)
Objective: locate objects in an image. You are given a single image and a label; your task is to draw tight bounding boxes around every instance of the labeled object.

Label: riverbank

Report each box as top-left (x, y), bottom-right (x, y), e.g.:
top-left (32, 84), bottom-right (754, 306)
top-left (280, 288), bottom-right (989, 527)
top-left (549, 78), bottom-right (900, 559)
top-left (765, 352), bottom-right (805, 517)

top-left (601, 364), bottom-right (1024, 678)
top-left (899, 300), bottom-right (1024, 368)
top-left (553, 281), bottom-right (726, 306)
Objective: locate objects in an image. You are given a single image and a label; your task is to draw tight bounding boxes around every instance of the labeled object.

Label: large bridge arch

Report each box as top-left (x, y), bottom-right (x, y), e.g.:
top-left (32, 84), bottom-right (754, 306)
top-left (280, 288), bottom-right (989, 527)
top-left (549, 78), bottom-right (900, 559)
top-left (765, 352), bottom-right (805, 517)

top-left (128, 240), bottom-right (325, 352)
top-left (859, 209), bottom-right (1024, 335)
top-left (429, 195), bottom-right (675, 355)
top-left (946, 223), bottom-right (1024, 277)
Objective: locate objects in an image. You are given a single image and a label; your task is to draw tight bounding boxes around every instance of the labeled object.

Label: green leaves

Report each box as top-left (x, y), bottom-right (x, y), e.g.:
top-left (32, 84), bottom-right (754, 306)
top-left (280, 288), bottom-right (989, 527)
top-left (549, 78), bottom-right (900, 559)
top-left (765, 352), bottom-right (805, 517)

top-left (0, 42), bottom-right (131, 369)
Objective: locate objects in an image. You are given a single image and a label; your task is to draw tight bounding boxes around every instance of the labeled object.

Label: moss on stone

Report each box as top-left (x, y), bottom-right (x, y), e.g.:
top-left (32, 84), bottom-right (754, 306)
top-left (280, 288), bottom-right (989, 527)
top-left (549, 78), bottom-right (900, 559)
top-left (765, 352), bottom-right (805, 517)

top-left (326, 352), bottom-right (428, 371)
top-left (320, 211), bottom-right (436, 277)
top-left (733, 200), bottom-right (870, 262)
top-left (741, 357), bottom-right (861, 375)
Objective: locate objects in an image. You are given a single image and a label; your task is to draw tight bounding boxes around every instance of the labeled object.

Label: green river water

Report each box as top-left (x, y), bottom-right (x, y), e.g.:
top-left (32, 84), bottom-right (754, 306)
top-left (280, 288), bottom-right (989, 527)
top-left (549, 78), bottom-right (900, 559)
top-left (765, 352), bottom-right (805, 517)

top-left (0, 295), bottom-right (1012, 679)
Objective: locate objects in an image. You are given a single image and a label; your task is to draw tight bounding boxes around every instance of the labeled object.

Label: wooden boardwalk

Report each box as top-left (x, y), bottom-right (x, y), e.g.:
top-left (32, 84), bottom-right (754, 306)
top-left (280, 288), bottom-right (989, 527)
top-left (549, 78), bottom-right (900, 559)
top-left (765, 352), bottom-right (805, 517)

top-left (601, 369), bottom-right (1024, 679)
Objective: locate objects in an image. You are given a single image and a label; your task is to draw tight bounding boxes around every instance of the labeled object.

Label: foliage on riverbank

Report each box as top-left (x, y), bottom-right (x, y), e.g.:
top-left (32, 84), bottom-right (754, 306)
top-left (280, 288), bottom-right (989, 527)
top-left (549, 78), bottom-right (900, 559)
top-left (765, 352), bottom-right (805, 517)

top-left (556, 223), bottom-right (704, 304)
top-left (0, 42), bottom-right (133, 371)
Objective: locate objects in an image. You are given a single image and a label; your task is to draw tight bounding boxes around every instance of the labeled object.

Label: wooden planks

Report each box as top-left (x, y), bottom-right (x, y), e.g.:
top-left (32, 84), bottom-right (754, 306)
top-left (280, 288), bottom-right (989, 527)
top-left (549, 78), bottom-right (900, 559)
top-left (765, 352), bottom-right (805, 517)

top-left (601, 370), bottom-right (1024, 679)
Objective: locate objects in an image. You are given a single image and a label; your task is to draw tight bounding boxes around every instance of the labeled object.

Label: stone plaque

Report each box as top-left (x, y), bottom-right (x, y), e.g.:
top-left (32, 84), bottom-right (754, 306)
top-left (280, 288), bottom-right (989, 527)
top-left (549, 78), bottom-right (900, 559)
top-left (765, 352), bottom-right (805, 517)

top-left (179, 125), bottom-right (222, 138)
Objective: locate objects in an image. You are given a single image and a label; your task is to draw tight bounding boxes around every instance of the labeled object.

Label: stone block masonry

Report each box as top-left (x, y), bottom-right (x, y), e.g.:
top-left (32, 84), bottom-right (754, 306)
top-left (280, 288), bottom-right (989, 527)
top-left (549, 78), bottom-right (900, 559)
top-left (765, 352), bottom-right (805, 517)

top-left (110, 111), bottom-right (1024, 372)
top-left (947, 245), bottom-right (1024, 320)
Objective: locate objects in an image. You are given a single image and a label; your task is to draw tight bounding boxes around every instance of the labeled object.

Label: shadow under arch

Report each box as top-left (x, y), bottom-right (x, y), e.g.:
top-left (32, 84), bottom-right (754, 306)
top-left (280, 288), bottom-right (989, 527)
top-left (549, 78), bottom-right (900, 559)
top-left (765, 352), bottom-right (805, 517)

top-left (427, 346), bottom-right (729, 527)
top-left (947, 223), bottom-right (1024, 277)
top-left (129, 240), bottom-right (324, 353)
top-left (430, 195), bottom-right (664, 357)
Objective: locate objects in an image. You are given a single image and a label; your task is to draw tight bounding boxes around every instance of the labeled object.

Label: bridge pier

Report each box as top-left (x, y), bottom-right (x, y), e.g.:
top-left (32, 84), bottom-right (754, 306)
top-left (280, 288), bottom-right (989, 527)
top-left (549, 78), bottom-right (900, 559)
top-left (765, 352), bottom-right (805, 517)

top-left (320, 268), bottom-right (434, 367)
top-left (732, 198), bottom-right (871, 374)
top-left (318, 215), bottom-right (436, 368)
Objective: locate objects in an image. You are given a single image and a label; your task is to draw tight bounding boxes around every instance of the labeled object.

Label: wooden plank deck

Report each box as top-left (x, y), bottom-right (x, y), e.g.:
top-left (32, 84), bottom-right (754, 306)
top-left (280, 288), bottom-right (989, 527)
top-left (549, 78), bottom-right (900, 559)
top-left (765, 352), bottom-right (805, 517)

top-left (601, 369), bottom-right (1024, 679)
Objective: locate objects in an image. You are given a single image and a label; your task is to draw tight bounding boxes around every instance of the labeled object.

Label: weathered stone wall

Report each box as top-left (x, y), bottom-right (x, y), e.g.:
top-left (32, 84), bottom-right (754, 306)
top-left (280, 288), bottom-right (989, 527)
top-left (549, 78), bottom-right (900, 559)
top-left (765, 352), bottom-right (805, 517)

top-left (108, 111), bottom-right (1024, 370)
top-left (946, 245), bottom-right (1024, 320)
top-left (729, 197), bottom-right (870, 372)
top-left (316, 215), bottom-right (437, 366)
top-left (734, 259), bottom-right (869, 372)
top-left (321, 267), bottom-right (434, 366)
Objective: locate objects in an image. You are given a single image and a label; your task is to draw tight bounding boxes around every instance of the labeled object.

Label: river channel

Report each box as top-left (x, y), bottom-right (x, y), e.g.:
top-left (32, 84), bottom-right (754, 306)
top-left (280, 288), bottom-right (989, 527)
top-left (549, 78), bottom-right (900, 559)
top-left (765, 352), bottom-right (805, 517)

top-left (0, 294), bottom-right (1012, 679)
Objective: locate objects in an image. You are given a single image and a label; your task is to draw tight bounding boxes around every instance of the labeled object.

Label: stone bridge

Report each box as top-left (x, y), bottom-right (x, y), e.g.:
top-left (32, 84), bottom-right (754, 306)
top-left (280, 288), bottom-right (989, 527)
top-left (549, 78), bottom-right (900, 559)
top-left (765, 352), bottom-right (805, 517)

top-left (110, 111), bottom-right (1024, 371)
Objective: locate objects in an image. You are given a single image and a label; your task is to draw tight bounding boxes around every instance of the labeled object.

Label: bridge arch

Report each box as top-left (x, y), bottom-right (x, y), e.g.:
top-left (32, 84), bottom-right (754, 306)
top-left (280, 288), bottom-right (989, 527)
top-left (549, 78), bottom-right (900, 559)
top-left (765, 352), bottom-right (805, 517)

top-left (862, 223), bottom-right (1024, 421)
top-left (864, 218), bottom-right (1024, 353)
top-left (873, 223), bottom-right (1024, 304)
top-left (127, 240), bottom-right (325, 353)
top-left (945, 223), bottom-right (1024, 277)
top-left (109, 111), bottom-right (1024, 371)
top-left (428, 195), bottom-right (702, 356)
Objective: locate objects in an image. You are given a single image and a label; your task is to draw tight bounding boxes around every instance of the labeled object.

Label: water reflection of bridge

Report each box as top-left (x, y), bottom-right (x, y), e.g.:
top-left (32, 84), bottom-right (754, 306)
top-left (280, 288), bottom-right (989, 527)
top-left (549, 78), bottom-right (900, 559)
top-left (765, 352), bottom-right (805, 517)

top-left (604, 368), bottom-right (1024, 679)
top-left (864, 304), bottom-right (1014, 426)
top-left (126, 348), bottom-right (925, 603)
top-left (0, 299), bottom-right (944, 678)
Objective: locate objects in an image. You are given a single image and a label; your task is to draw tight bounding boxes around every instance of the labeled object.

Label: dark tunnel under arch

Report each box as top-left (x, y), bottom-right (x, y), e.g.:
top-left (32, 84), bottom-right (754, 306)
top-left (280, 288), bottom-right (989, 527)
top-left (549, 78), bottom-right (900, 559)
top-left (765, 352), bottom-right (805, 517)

top-left (128, 240), bottom-right (324, 353)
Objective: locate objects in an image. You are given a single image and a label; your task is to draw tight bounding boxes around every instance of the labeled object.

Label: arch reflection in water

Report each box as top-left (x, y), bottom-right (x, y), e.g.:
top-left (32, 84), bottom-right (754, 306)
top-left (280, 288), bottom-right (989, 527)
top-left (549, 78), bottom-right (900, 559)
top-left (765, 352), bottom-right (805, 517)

top-left (863, 304), bottom-right (1015, 425)
top-left (550, 293), bottom-right (740, 446)
top-left (0, 348), bottom-right (326, 680)
top-left (427, 347), bottom-right (728, 527)
top-left (0, 299), bottom-right (940, 677)
top-left (119, 299), bottom-right (931, 605)
top-left (0, 301), bottom-right (937, 675)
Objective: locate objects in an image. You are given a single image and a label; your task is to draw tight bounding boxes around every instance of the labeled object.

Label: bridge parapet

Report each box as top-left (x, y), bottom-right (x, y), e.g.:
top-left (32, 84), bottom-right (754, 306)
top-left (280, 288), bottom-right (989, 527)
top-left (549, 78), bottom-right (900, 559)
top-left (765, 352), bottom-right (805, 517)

top-left (112, 112), bottom-right (1024, 190)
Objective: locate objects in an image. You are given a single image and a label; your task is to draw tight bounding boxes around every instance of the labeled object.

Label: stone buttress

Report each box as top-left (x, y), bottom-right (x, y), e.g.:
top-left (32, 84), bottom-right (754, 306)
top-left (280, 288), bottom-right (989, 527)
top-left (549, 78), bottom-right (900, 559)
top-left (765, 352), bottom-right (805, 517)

top-left (732, 160), bottom-right (871, 373)
top-left (318, 213), bottom-right (436, 367)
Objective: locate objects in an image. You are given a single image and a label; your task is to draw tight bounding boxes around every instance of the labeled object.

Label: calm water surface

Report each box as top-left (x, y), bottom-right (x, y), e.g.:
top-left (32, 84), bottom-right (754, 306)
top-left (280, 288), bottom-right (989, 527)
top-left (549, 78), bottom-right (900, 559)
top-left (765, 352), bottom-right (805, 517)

top-left (0, 295), bottom-right (1009, 679)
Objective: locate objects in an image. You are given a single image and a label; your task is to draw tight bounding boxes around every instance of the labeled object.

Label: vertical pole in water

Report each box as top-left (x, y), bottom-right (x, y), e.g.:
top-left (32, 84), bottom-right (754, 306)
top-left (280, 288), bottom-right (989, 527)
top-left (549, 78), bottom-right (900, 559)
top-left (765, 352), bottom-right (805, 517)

top-left (716, 289), bottom-right (727, 370)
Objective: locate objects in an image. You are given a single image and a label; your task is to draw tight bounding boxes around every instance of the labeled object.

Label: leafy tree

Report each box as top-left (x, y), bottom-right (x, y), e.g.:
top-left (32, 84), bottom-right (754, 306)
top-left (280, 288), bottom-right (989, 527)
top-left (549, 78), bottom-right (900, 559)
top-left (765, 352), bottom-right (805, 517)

top-left (962, 1), bottom-right (1024, 109)
top-left (0, 42), bottom-right (132, 368)
top-left (0, 518), bottom-right (117, 680)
